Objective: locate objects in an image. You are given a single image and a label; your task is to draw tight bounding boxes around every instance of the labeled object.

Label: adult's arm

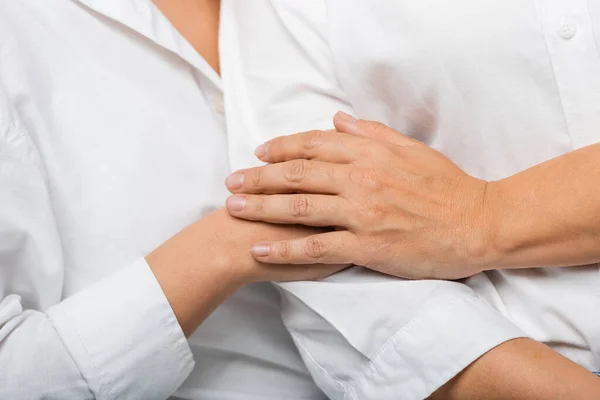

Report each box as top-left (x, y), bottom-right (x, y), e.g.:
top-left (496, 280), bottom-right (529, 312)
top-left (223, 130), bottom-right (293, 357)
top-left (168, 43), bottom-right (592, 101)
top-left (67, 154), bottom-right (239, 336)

top-left (431, 338), bottom-right (600, 400)
top-left (0, 87), bottom-right (339, 400)
top-left (482, 141), bottom-right (600, 270)
top-left (0, 88), bottom-right (190, 400)
top-left (228, 115), bottom-right (600, 278)
top-left (220, 1), bottom-right (531, 399)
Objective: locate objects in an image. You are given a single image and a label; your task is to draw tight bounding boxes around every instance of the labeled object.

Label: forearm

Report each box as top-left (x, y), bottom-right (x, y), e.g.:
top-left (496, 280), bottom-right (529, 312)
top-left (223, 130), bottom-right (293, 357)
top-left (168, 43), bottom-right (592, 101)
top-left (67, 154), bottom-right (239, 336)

top-left (429, 338), bottom-right (600, 400)
top-left (147, 208), bottom-right (341, 337)
top-left (483, 142), bottom-right (600, 270)
top-left (146, 227), bottom-right (242, 337)
top-left (146, 208), bottom-right (257, 337)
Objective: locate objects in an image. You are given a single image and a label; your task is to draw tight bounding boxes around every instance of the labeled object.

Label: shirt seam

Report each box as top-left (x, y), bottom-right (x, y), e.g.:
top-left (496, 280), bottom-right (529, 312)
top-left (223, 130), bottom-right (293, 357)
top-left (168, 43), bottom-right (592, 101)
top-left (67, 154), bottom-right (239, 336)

top-left (292, 337), bottom-right (349, 396)
top-left (587, 0), bottom-right (600, 62)
top-left (532, 0), bottom-right (574, 149)
top-left (48, 310), bottom-right (114, 400)
top-left (343, 294), bottom-right (525, 400)
top-left (343, 294), bottom-right (471, 399)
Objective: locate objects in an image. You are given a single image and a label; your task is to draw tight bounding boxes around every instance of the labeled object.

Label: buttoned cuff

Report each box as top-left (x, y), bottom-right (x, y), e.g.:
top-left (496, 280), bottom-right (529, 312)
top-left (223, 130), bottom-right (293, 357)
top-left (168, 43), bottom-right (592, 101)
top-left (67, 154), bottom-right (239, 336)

top-left (346, 293), bottom-right (526, 400)
top-left (47, 258), bottom-right (194, 400)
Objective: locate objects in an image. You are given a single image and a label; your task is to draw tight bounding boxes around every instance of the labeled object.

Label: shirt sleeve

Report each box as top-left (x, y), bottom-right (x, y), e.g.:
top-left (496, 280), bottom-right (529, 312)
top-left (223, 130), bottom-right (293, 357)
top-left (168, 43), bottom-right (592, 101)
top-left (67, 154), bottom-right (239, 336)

top-left (0, 89), bottom-right (194, 400)
top-left (221, 1), bottom-right (528, 399)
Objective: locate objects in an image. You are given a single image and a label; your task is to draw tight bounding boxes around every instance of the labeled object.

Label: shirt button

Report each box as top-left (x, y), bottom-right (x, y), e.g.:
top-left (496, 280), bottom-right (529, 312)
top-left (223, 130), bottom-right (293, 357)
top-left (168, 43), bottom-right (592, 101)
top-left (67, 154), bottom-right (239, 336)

top-left (214, 94), bottom-right (225, 114)
top-left (557, 17), bottom-right (577, 40)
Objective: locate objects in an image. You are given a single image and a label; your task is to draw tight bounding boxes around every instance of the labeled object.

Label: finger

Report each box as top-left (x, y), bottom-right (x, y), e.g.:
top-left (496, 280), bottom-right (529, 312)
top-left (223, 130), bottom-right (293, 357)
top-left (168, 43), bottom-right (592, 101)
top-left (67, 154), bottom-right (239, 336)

top-left (333, 111), bottom-right (421, 147)
top-left (254, 129), bottom-right (369, 164)
top-left (225, 159), bottom-right (346, 195)
top-left (226, 194), bottom-right (352, 227)
top-left (250, 231), bottom-right (362, 265)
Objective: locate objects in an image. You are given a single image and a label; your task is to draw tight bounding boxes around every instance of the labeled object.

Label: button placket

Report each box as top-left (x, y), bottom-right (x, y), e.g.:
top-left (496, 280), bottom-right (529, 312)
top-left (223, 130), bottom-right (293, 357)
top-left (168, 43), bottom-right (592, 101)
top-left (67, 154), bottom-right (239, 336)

top-left (537, 0), bottom-right (600, 149)
top-left (214, 93), bottom-right (225, 114)
top-left (557, 16), bottom-right (578, 40)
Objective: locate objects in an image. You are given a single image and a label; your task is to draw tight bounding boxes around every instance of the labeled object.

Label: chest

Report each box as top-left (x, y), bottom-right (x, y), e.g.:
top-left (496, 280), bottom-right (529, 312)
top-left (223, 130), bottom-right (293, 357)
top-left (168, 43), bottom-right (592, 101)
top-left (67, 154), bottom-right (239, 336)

top-left (154, 0), bottom-right (222, 74)
top-left (0, 2), bottom-right (231, 290)
top-left (326, 0), bottom-right (600, 178)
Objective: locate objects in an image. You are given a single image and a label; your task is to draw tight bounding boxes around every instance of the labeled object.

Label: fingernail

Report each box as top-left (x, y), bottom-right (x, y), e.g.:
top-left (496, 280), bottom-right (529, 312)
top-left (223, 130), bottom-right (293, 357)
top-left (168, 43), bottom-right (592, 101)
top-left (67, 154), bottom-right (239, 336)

top-left (335, 111), bottom-right (358, 124)
top-left (254, 142), bottom-right (270, 159)
top-left (225, 173), bottom-right (245, 189)
top-left (226, 196), bottom-right (247, 211)
top-left (334, 111), bottom-right (363, 136)
top-left (251, 243), bottom-right (271, 257)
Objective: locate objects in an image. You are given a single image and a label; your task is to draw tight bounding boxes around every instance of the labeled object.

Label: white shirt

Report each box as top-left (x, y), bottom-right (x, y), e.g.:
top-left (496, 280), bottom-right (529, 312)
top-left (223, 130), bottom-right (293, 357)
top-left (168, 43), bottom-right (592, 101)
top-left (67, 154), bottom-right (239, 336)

top-left (0, 1), bottom-right (324, 399)
top-left (222, 0), bottom-right (600, 395)
top-left (0, 1), bottom-right (541, 400)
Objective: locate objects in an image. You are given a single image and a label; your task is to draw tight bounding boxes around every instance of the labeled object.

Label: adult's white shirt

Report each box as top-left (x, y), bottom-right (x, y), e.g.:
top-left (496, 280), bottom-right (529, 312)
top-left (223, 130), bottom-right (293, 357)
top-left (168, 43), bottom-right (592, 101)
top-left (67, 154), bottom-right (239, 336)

top-left (0, 1), bottom-right (528, 400)
top-left (0, 1), bottom-right (325, 399)
top-left (222, 0), bottom-right (600, 396)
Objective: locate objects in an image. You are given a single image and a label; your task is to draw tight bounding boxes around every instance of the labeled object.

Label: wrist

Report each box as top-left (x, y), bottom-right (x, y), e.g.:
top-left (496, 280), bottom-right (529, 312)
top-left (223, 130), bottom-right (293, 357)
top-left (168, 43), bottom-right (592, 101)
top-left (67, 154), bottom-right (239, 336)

top-left (474, 179), bottom-right (507, 272)
top-left (146, 229), bottom-right (245, 337)
top-left (458, 178), bottom-right (502, 275)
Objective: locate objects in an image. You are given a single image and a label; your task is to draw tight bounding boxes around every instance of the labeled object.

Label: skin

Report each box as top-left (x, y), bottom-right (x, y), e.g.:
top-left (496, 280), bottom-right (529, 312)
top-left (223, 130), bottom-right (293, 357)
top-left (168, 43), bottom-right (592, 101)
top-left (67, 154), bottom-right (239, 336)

top-left (147, 208), bottom-right (342, 336)
top-left (152, 1), bottom-right (600, 398)
top-left (224, 117), bottom-right (600, 394)
top-left (431, 338), bottom-right (600, 400)
top-left (147, 0), bottom-right (342, 338)
top-left (225, 111), bottom-right (600, 277)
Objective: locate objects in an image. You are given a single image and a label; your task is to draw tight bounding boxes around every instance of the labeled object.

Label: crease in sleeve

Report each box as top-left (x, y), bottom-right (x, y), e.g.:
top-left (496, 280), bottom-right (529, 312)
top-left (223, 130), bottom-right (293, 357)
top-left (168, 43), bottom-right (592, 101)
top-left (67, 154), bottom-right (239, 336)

top-left (346, 294), bottom-right (528, 400)
top-left (280, 279), bottom-right (526, 400)
top-left (47, 257), bottom-right (194, 400)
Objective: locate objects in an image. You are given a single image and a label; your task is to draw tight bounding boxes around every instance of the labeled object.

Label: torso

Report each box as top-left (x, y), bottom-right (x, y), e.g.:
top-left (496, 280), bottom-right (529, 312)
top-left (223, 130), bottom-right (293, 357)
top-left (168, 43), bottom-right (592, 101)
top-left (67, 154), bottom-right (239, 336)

top-left (223, 0), bottom-right (600, 371)
top-left (0, 1), bottom-right (324, 398)
top-left (324, 0), bottom-right (600, 368)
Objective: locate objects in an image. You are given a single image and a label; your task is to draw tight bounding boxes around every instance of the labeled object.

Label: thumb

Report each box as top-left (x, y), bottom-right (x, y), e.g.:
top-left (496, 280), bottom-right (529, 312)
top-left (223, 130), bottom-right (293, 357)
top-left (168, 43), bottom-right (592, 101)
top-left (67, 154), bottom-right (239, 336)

top-left (333, 111), bottom-right (418, 147)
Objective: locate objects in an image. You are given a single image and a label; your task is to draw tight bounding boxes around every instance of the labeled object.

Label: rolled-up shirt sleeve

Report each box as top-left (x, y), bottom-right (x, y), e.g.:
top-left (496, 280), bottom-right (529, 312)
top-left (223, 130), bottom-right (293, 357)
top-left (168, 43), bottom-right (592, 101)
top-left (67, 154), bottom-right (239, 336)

top-left (221, 1), bottom-right (528, 399)
top-left (0, 89), bottom-right (194, 400)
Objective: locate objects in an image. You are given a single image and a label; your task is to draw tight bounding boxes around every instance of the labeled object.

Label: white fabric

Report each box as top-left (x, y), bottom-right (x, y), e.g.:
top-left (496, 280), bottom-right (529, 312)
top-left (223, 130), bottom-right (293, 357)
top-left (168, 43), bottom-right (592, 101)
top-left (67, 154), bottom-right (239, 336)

top-left (1, 1), bottom-right (569, 399)
top-left (0, 1), bottom-right (324, 399)
top-left (221, 0), bottom-right (600, 398)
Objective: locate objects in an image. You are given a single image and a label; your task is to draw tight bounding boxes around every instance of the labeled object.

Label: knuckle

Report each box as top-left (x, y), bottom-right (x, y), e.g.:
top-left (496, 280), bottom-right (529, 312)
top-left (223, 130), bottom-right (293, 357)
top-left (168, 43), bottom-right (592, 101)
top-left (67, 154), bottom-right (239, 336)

top-left (303, 236), bottom-right (325, 260)
top-left (254, 196), bottom-right (265, 213)
top-left (277, 241), bottom-right (290, 260)
top-left (284, 159), bottom-right (310, 184)
top-left (347, 166), bottom-right (383, 191)
top-left (358, 145), bottom-right (372, 158)
top-left (360, 169), bottom-right (384, 191)
top-left (356, 138), bottom-right (374, 158)
top-left (250, 168), bottom-right (262, 189)
top-left (290, 196), bottom-right (311, 219)
top-left (368, 121), bottom-right (388, 136)
top-left (365, 203), bottom-right (387, 221)
top-left (364, 141), bottom-right (390, 159)
top-left (304, 130), bottom-right (325, 150)
top-left (372, 121), bottom-right (387, 132)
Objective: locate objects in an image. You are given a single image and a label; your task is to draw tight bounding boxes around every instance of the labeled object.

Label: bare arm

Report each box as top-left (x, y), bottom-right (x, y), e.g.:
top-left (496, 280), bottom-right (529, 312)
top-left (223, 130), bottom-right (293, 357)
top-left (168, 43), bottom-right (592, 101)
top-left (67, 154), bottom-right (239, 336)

top-left (225, 116), bottom-right (600, 277)
top-left (0, 89), bottom-right (339, 399)
top-left (147, 208), bottom-right (342, 336)
top-left (430, 338), bottom-right (600, 400)
top-left (483, 142), bottom-right (600, 270)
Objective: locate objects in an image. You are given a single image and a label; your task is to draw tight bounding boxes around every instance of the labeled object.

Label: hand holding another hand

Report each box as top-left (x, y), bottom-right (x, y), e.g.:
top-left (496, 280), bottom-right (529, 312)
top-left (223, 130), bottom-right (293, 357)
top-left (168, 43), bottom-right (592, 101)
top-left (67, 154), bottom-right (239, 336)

top-left (225, 112), bottom-right (491, 280)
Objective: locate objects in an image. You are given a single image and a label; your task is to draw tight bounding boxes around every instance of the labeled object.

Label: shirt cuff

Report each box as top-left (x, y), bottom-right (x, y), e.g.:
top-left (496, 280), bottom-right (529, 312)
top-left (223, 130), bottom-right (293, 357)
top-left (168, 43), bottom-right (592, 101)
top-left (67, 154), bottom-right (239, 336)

top-left (347, 292), bottom-right (527, 400)
top-left (47, 258), bottom-right (194, 400)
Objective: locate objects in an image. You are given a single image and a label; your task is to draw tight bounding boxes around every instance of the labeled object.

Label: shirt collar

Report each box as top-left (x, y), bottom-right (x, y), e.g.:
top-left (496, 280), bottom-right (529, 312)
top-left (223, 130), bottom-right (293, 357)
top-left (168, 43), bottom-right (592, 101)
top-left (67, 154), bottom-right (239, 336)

top-left (74, 0), bottom-right (222, 90)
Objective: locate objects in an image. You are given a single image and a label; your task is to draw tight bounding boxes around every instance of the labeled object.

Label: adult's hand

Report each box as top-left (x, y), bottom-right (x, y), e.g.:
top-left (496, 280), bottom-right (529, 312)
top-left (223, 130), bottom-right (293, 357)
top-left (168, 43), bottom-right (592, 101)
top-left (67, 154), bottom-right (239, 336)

top-left (147, 208), bottom-right (344, 336)
top-left (225, 112), bottom-right (490, 280)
